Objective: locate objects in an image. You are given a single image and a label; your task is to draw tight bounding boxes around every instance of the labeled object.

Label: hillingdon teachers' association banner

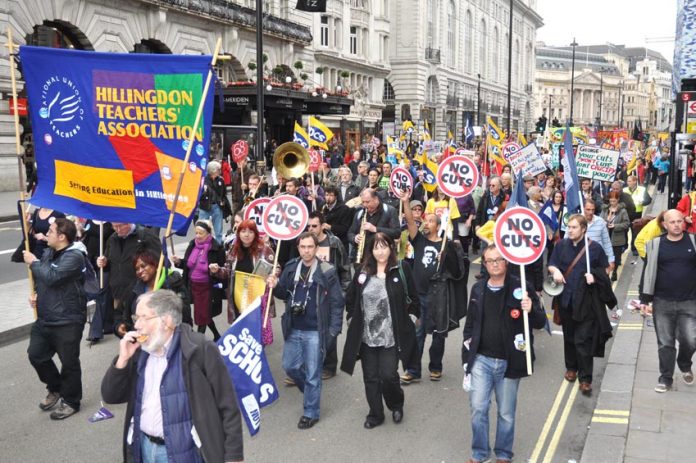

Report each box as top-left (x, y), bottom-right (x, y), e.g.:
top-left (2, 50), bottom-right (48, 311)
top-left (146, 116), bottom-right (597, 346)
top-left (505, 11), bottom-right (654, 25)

top-left (19, 46), bottom-right (215, 229)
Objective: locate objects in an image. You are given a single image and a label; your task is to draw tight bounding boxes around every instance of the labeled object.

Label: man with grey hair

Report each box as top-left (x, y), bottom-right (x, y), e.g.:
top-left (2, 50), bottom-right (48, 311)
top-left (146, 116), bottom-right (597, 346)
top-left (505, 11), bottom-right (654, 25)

top-left (356, 161), bottom-right (370, 189)
top-left (199, 160), bottom-right (229, 243)
top-left (337, 166), bottom-right (360, 204)
top-left (102, 290), bottom-right (244, 462)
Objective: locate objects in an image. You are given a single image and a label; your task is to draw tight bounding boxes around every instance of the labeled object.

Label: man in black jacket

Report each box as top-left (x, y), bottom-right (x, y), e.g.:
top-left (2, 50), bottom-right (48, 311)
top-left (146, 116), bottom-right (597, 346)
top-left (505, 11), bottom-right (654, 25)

top-left (322, 185), bottom-right (354, 250)
top-left (347, 189), bottom-right (400, 263)
top-left (462, 245), bottom-right (545, 463)
top-left (24, 218), bottom-right (88, 420)
top-left (101, 290), bottom-right (244, 463)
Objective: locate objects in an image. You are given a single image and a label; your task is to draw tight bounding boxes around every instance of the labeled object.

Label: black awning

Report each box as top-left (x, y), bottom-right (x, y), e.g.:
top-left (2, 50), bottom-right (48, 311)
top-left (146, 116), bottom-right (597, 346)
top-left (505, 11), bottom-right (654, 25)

top-left (218, 85), bottom-right (352, 115)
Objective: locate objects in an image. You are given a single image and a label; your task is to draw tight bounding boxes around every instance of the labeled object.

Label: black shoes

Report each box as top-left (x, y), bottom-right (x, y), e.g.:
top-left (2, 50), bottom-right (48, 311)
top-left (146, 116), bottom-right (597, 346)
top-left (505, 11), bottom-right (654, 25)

top-left (392, 409), bottom-right (403, 424)
top-left (363, 419), bottom-right (384, 429)
top-left (297, 416), bottom-right (319, 429)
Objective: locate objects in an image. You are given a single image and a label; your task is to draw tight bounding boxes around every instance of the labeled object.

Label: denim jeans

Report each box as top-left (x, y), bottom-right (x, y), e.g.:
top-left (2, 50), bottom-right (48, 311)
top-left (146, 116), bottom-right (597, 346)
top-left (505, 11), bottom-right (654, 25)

top-left (27, 321), bottom-right (84, 409)
top-left (653, 298), bottom-right (696, 385)
top-left (406, 292), bottom-right (446, 377)
top-left (282, 329), bottom-right (323, 419)
top-left (140, 433), bottom-right (168, 463)
top-left (198, 204), bottom-right (223, 243)
top-left (469, 354), bottom-right (520, 462)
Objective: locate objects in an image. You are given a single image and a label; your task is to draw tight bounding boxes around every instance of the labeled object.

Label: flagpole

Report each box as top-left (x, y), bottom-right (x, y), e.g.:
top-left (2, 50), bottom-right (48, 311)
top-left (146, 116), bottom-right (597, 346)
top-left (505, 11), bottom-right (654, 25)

top-left (99, 223), bottom-right (104, 289)
top-left (154, 38), bottom-right (222, 286)
top-left (7, 28), bottom-right (36, 317)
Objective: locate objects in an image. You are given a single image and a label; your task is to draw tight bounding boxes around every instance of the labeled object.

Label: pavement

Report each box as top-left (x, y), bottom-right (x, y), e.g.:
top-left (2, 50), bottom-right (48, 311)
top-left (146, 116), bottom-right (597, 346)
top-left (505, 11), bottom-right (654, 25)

top-left (1, 187), bottom-right (694, 461)
top-left (579, 188), bottom-right (696, 463)
top-left (0, 189), bottom-right (26, 222)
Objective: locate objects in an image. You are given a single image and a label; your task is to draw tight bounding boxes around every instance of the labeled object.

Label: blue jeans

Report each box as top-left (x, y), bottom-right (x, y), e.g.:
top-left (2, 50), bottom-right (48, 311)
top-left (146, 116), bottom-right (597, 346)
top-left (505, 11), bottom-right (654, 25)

top-left (198, 204), bottom-right (223, 243)
top-left (140, 433), bottom-right (168, 463)
top-left (653, 298), bottom-right (696, 385)
top-left (469, 354), bottom-right (520, 462)
top-left (282, 329), bottom-right (323, 419)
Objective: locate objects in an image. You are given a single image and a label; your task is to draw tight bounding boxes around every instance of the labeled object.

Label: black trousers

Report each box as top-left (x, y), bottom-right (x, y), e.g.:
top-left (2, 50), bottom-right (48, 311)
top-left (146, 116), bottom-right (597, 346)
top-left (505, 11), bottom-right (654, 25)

top-left (360, 344), bottom-right (404, 423)
top-left (323, 341), bottom-right (337, 373)
top-left (27, 322), bottom-right (84, 409)
top-left (560, 307), bottom-right (595, 383)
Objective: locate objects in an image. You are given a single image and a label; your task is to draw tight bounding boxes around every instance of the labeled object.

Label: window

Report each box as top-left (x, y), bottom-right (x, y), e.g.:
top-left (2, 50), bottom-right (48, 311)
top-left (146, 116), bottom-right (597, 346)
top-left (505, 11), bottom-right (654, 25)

top-left (350, 26), bottom-right (357, 54)
top-left (426, 0), bottom-right (434, 49)
top-left (492, 27), bottom-right (499, 82)
top-left (383, 80), bottom-right (395, 102)
top-left (448, 1), bottom-right (456, 67)
top-left (426, 76), bottom-right (438, 104)
top-left (464, 10), bottom-right (473, 73)
top-left (320, 16), bottom-right (329, 47)
top-left (479, 20), bottom-right (487, 78)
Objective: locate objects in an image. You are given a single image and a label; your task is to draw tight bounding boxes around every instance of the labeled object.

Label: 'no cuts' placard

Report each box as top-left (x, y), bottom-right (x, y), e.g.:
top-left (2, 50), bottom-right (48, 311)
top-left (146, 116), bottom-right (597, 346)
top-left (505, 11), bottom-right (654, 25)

top-left (436, 155), bottom-right (479, 198)
top-left (389, 167), bottom-right (413, 196)
top-left (493, 206), bottom-right (547, 265)
top-left (243, 197), bottom-right (271, 236)
top-left (261, 195), bottom-right (309, 241)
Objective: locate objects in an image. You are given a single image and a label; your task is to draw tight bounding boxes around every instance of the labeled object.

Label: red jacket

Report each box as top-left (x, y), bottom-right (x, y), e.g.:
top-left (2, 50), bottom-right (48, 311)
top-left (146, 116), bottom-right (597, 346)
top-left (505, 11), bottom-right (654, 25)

top-left (676, 192), bottom-right (696, 233)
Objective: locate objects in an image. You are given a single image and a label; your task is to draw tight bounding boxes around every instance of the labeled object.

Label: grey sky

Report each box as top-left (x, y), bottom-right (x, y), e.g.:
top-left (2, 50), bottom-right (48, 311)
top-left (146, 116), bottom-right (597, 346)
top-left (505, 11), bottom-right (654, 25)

top-left (536, 0), bottom-right (677, 63)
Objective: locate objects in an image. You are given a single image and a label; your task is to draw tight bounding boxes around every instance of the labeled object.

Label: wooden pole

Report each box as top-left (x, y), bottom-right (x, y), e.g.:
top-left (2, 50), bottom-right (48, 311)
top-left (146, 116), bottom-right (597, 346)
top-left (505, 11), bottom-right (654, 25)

top-left (99, 222), bottom-right (104, 289)
top-left (7, 28), bottom-right (36, 317)
top-left (262, 242), bottom-right (281, 329)
top-left (310, 174), bottom-right (317, 211)
top-left (154, 38), bottom-right (222, 285)
top-left (520, 264), bottom-right (533, 375)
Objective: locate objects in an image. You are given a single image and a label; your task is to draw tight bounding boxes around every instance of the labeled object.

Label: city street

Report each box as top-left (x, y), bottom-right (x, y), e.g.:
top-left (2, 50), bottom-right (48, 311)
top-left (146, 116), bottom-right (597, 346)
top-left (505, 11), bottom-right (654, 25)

top-left (0, 250), bottom-right (639, 462)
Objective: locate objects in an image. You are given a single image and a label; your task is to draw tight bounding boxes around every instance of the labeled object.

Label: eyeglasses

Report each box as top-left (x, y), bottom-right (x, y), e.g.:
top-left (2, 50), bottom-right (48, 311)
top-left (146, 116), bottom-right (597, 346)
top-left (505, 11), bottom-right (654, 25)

top-left (132, 314), bottom-right (160, 324)
top-left (483, 258), bottom-right (506, 265)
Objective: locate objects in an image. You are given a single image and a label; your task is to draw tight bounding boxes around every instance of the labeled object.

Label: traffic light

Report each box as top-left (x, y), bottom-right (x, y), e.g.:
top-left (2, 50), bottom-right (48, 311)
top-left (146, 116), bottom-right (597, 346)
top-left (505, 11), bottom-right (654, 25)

top-left (535, 116), bottom-right (547, 132)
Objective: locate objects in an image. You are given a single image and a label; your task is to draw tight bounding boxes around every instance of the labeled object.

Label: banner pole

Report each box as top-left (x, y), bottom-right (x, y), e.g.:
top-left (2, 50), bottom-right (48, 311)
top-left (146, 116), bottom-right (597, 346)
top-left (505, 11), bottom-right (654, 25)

top-left (310, 174), bottom-right (317, 211)
top-left (520, 264), bottom-right (533, 375)
top-left (262, 243), bottom-right (281, 329)
top-left (578, 190), bottom-right (591, 273)
top-left (99, 223), bottom-right (104, 289)
top-left (154, 38), bottom-right (222, 285)
top-left (7, 28), bottom-right (36, 316)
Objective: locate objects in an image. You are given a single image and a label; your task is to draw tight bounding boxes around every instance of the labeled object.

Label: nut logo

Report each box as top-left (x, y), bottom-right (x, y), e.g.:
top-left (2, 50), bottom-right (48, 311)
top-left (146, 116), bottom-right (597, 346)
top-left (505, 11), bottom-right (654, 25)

top-left (39, 75), bottom-right (84, 139)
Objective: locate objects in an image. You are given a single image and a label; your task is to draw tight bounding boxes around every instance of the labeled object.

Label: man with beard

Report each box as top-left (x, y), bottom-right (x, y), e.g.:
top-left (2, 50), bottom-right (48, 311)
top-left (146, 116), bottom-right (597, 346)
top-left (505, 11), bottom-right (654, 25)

top-left (101, 290), bottom-right (244, 462)
top-left (336, 167), bottom-right (361, 204)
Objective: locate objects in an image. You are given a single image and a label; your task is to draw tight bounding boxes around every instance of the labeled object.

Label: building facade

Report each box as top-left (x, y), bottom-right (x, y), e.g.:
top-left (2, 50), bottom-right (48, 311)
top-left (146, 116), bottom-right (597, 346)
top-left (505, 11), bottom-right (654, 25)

top-left (533, 43), bottom-right (673, 133)
top-left (0, 0), bottom-right (390, 190)
top-left (387, 0), bottom-right (543, 141)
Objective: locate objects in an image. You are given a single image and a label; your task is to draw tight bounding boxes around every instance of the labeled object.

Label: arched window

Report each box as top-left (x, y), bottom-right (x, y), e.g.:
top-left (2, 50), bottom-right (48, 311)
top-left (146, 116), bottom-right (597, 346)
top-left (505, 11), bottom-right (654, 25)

top-left (448, 1), bottom-right (456, 67)
top-left (426, 76), bottom-right (439, 105)
top-left (479, 19), bottom-right (487, 78)
top-left (492, 27), bottom-right (500, 82)
top-left (464, 10), bottom-right (473, 73)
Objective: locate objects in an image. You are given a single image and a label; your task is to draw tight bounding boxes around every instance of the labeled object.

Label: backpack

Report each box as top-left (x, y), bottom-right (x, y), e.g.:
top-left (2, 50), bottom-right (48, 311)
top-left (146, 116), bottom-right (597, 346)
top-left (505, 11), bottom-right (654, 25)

top-left (82, 255), bottom-right (100, 295)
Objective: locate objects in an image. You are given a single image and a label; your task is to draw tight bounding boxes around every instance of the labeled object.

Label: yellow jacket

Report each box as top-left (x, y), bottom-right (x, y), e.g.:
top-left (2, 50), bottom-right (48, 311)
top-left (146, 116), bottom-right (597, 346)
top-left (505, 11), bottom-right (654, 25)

top-left (635, 219), bottom-right (663, 258)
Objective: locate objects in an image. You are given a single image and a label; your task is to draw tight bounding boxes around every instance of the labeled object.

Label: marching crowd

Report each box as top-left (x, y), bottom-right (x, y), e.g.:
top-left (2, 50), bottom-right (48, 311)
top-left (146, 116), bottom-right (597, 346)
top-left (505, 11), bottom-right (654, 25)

top-left (15, 133), bottom-right (696, 463)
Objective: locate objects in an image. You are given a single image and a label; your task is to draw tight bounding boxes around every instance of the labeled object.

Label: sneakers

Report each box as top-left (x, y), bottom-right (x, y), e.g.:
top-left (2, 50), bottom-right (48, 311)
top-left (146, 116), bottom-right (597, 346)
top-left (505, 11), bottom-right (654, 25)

top-left (400, 372), bottom-right (421, 385)
top-left (49, 400), bottom-right (78, 420)
top-left (39, 391), bottom-right (60, 411)
top-left (654, 383), bottom-right (672, 393)
top-left (683, 370), bottom-right (694, 386)
top-left (430, 371), bottom-right (442, 381)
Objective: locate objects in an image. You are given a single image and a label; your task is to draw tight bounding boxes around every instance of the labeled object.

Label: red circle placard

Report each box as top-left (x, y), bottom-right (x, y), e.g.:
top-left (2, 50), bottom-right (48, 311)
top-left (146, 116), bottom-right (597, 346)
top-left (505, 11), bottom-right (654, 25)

top-left (261, 195), bottom-right (309, 241)
top-left (493, 206), bottom-right (547, 265)
top-left (436, 155), bottom-right (479, 198)
top-left (231, 140), bottom-right (249, 163)
top-left (389, 167), bottom-right (413, 197)
top-left (243, 197), bottom-right (271, 236)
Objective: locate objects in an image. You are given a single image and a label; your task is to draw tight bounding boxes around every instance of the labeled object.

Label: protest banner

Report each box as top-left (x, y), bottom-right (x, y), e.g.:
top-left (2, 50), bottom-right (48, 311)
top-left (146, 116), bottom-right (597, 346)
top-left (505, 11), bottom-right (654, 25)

top-left (308, 148), bottom-right (321, 173)
top-left (261, 195), bottom-right (309, 326)
top-left (493, 206), bottom-right (547, 375)
top-left (231, 139), bottom-right (249, 163)
top-left (19, 46), bottom-right (215, 231)
top-left (436, 155), bottom-right (479, 198)
top-left (505, 143), bottom-right (548, 177)
top-left (243, 197), bottom-right (271, 236)
top-left (389, 167), bottom-right (413, 197)
top-left (218, 296), bottom-right (279, 436)
top-left (576, 145), bottom-right (620, 181)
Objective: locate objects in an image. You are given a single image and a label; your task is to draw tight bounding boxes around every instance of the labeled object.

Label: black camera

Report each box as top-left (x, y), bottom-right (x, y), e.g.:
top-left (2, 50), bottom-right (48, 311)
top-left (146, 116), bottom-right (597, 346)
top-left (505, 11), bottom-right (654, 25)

top-left (291, 303), bottom-right (306, 316)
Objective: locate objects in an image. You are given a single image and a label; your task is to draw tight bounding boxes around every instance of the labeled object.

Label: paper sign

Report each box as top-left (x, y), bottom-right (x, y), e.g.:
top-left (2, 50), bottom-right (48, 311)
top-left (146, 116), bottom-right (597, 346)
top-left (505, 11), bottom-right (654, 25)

top-left (506, 143), bottom-right (548, 177)
top-left (576, 145), bottom-right (620, 181)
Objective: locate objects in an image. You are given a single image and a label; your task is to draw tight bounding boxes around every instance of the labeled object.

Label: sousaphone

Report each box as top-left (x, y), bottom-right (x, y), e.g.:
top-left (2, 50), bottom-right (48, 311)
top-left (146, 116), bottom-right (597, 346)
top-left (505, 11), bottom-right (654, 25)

top-left (273, 142), bottom-right (310, 179)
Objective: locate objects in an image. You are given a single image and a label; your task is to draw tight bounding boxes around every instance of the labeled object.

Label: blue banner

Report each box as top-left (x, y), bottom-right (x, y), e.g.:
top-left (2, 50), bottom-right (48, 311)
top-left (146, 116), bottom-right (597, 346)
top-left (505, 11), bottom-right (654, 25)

top-left (20, 46), bottom-right (214, 229)
top-left (217, 297), bottom-right (278, 436)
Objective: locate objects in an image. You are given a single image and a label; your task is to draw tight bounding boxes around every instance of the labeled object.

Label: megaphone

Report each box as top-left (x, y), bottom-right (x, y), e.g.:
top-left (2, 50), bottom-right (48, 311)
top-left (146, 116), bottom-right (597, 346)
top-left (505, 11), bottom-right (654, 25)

top-left (543, 275), bottom-right (564, 297)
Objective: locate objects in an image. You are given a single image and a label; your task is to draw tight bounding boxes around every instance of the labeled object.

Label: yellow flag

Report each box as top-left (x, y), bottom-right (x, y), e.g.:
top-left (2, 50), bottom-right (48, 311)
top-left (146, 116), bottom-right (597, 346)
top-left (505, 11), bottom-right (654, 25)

top-left (518, 132), bottom-right (527, 146)
top-left (308, 116), bottom-right (333, 149)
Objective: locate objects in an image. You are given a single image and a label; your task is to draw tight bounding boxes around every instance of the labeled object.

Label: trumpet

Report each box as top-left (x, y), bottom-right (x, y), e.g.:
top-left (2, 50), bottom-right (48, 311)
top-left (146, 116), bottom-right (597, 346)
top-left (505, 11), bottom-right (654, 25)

top-left (355, 211), bottom-right (367, 265)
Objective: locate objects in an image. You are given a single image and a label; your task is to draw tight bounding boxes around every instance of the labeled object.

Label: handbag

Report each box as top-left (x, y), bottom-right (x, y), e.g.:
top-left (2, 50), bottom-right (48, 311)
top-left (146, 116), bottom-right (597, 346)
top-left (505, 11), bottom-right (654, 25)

top-left (552, 243), bottom-right (588, 325)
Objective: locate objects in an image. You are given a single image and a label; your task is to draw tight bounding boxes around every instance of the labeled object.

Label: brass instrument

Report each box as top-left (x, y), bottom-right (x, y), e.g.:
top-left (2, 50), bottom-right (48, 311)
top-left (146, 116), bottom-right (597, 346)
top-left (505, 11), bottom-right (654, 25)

top-left (273, 142), bottom-right (310, 179)
top-left (355, 210), bottom-right (367, 264)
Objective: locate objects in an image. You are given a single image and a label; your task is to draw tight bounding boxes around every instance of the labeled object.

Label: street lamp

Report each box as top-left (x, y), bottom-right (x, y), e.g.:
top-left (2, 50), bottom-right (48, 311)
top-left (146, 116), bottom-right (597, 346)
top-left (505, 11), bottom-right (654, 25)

top-left (569, 38), bottom-right (578, 126)
top-left (477, 73), bottom-right (482, 126)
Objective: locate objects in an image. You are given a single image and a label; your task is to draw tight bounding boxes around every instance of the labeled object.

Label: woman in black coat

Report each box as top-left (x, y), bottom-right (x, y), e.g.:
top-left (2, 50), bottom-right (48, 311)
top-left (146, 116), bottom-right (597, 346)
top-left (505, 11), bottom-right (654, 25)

top-left (173, 221), bottom-right (226, 340)
top-left (340, 232), bottom-right (420, 429)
